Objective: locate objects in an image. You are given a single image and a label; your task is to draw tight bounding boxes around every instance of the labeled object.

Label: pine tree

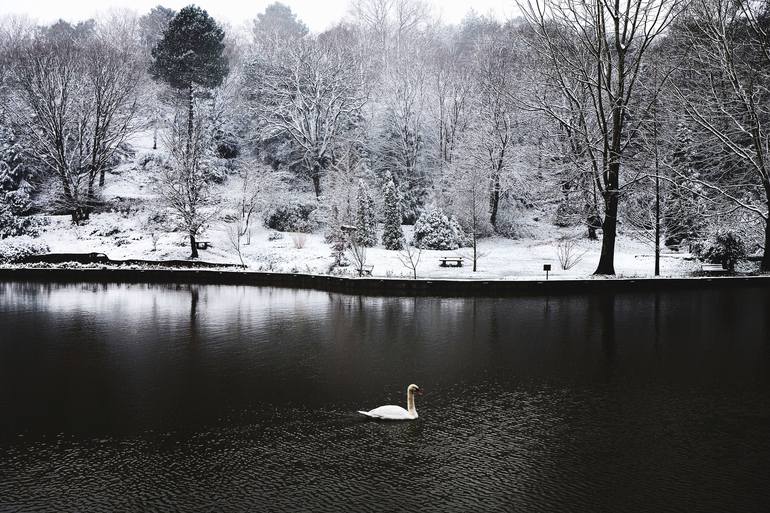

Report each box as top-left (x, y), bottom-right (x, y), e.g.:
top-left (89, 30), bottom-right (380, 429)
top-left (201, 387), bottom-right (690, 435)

top-left (149, 5), bottom-right (229, 159)
top-left (355, 180), bottom-right (377, 247)
top-left (381, 173), bottom-right (404, 250)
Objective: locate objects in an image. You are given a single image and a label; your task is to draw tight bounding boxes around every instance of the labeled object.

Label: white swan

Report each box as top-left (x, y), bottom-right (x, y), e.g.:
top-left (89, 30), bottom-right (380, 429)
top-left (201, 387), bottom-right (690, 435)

top-left (358, 384), bottom-right (422, 420)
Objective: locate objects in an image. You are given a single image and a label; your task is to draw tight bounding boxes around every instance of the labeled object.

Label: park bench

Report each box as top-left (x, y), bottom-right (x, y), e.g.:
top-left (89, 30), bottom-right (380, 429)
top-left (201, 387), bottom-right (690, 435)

top-left (195, 241), bottom-right (213, 250)
top-left (700, 262), bottom-right (728, 274)
top-left (439, 256), bottom-right (464, 267)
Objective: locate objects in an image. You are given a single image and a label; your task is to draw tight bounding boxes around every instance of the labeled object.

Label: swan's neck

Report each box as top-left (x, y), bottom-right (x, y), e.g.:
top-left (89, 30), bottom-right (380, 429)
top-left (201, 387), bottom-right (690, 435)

top-left (407, 390), bottom-right (416, 416)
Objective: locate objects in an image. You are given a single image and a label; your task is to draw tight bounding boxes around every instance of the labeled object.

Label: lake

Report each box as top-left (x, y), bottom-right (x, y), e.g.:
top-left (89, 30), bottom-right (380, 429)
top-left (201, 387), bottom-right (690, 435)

top-left (1, 281), bottom-right (768, 512)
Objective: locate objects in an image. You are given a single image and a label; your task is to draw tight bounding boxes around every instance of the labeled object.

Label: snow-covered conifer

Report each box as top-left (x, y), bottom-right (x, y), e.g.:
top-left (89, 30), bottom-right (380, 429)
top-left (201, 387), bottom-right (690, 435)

top-left (355, 179), bottom-right (377, 247)
top-left (381, 173), bottom-right (404, 250)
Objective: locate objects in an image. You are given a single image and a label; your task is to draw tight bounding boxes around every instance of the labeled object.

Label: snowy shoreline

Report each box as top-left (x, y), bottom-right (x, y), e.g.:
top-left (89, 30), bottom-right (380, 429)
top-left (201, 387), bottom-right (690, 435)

top-left (0, 266), bottom-right (764, 297)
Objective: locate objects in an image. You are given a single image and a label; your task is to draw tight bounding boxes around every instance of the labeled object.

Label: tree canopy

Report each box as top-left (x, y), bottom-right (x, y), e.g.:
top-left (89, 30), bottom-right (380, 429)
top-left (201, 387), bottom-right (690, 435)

top-left (149, 5), bottom-right (228, 91)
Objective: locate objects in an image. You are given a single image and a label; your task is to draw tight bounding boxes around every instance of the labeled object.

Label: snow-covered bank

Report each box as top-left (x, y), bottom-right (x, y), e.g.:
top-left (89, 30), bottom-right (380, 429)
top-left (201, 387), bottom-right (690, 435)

top-left (2, 131), bottom-right (702, 280)
top-left (21, 210), bottom-right (699, 280)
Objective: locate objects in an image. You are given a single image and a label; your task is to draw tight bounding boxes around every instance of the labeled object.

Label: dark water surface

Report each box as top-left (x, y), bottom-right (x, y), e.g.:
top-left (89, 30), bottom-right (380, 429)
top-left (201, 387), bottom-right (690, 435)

top-left (0, 282), bottom-right (769, 512)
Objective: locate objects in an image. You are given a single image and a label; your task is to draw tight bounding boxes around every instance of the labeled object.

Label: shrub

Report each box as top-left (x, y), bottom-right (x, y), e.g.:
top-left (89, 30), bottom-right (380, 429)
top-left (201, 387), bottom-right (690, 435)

top-left (263, 201), bottom-right (319, 233)
top-left (412, 209), bottom-right (469, 250)
top-left (0, 236), bottom-right (49, 263)
top-left (0, 191), bottom-right (45, 239)
top-left (695, 230), bottom-right (747, 272)
top-left (553, 200), bottom-right (582, 227)
top-left (556, 238), bottom-right (588, 270)
top-left (137, 152), bottom-right (168, 170)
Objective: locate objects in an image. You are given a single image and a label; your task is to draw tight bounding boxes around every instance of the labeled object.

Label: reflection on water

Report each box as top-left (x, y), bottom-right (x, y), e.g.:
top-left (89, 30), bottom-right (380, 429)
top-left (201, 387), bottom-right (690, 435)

top-left (0, 282), bottom-right (769, 512)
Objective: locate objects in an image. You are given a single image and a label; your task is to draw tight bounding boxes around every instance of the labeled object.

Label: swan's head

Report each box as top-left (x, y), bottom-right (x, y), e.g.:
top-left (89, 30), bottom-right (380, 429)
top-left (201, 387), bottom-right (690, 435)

top-left (408, 384), bottom-right (423, 396)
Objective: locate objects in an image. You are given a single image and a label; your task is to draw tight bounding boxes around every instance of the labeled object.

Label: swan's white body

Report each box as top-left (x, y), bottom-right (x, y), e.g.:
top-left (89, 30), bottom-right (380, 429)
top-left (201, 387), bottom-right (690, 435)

top-left (358, 384), bottom-right (421, 420)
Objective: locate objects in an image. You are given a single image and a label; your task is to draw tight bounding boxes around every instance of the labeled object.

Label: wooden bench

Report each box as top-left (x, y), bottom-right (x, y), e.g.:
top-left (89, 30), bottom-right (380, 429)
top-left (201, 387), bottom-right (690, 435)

top-left (701, 263), bottom-right (728, 274)
top-left (439, 256), bottom-right (464, 267)
top-left (196, 241), bottom-right (213, 250)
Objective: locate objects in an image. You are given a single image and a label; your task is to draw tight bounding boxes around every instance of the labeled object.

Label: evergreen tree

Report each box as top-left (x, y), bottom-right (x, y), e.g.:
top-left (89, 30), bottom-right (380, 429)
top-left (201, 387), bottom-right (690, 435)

top-left (381, 173), bottom-right (404, 250)
top-left (149, 5), bottom-right (229, 151)
top-left (355, 180), bottom-right (377, 247)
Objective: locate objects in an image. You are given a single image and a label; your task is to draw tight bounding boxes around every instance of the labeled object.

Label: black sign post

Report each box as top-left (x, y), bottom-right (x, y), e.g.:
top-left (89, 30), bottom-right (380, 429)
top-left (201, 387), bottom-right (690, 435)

top-left (543, 264), bottom-right (551, 280)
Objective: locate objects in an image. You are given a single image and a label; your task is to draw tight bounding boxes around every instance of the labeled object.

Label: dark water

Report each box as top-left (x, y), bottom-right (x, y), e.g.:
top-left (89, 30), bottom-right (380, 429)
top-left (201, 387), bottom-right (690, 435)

top-left (0, 282), bottom-right (769, 512)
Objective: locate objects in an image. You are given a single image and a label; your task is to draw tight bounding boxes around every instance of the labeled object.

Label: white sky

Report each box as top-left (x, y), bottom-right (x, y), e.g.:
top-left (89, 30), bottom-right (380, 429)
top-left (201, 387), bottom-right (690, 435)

top-left (0, 0), bottom-right (518, 33)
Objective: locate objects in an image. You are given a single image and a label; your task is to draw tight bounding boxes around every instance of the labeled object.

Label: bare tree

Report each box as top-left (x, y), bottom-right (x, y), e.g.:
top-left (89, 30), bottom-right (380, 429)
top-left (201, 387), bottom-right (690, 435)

top-left (83, 17), bottom-right (144, 190)
top-left (556, 237), bottom-right (588, 270)
top-left (447, 131), bottom-right (492, 272)
top-left (226, 220), bottom-right (245, 266)
top-left (519, 0), bottom-right (684, 274)
top-left (251, 35), bottom-right (368, 197)
top-left (347, 235), bottom-right (368, 276)
top-left (350, 0), bottom-right (432, 70)
top-left (472, 26), bottom-right (535, 231)
top-left (231, 161), bottom-right (286, 245)
top-left (157, 114), bottom-right (218, 258)
top-left (8, 19), bottom-right (143, 222)
top-left (431, 38), bottom-right (473, 170)
top-left (397, 242), bottom-right (422, 278)
top-left (673, 0), bottom-right (770, 271)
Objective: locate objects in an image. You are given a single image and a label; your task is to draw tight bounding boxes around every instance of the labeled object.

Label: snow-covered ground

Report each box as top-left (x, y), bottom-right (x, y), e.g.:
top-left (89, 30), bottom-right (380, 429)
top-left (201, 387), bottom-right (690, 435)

top-left (10, 130), bottom-right (700, 280)
top-left (33, 211), bottom-right (698, 280)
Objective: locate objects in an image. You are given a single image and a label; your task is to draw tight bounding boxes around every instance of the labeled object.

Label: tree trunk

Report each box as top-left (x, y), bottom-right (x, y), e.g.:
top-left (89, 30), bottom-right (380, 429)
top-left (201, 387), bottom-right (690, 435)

top-left (489, 172), bottom-right (501, 230)
top-left (99, 168), bottom-right (106, 187)
top-left (61, 174), bottom-right (86, 224)
top-left (655, 172), bottom-right (661, 277)
top-left (87, 179), bottom-right (95, 215)
top-left (762, 215), bottom-right (770, 273)
top-left (594, 180), bottom-right (618, 275)
top-left (189, 232), bottom-right (199, 259)
top-left (312, 171), bottom-right (321, 198)
top-left (472, 234), bottom-right (477, 272)
top-left (187, 83), bottom-right (194, 158)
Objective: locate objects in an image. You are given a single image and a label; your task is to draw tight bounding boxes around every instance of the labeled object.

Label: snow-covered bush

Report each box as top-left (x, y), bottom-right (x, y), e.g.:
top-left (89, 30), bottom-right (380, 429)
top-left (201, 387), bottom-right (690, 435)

top-left (553, 200), bottom-right (582, 227)
top-left (202, 155), bottom-right (232, 184)
top-left (0, 126), bottom-right (31, 192)
top-left (137, 152), bottom-right (169, 170)
top-left (0, 190), bottom-right (45, 239)
top-left (693, 230), bottom-right (747, 272)
top-left (263, 201), bottom-right (319, 233)
top-left (90, 223), bottom-right (121, 237)
top-left (412, 209), bottom-right (469, 250)
top-left (0, 236), bottom-right (49, 263)
top-left (492, 202), bottom-right (535, 239)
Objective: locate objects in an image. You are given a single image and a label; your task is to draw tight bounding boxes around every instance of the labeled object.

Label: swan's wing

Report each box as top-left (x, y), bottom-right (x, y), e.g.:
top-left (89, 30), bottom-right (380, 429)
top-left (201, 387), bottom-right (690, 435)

top-left (358, 405), bottom-right (411, 420)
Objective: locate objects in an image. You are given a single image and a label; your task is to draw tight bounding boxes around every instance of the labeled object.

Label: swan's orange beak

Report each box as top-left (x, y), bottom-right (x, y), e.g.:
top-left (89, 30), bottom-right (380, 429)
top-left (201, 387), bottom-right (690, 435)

top-left (416, 388), bottom-right (423, 396)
